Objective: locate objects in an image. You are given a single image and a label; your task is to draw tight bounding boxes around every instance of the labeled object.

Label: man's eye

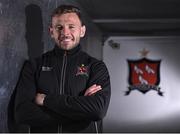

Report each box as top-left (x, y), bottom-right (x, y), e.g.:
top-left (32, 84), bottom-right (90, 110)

top-left (69, 26), bottom-right (75, 29)
top-left (55, 26), bottom-right (62, 31)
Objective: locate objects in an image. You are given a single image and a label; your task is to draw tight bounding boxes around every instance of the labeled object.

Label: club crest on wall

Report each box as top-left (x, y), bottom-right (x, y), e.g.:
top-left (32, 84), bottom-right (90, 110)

top-left (126, 48), bottom-right (163, 96)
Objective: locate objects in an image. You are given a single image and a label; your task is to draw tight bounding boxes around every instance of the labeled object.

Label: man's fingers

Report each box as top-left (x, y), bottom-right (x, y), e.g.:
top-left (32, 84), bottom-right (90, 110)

top-left (84, 86), bottom-right (100, 96)
top-left (84, 85), bottom-right (102, 96)
top-left (84, 84), bottom-right (97, 96)
top-left (86, 87), bottom-right (102, 96)
top-left (35, 93), bottom-right (46, 106)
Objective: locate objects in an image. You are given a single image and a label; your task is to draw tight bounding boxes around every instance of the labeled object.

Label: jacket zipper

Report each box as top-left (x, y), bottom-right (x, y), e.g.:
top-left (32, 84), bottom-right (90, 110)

top-left (58, 51), bottom-right (67, 133)
top-left (60, 51), bottom-right (67, 94)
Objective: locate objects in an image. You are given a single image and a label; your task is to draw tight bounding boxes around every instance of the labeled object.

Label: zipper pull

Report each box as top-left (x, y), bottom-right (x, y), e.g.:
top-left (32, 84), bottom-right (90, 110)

top-left (64, 51), bottom-right (67, 56)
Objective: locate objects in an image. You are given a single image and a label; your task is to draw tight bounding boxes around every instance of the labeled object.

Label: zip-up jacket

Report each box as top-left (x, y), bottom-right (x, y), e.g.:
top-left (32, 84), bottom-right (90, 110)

top-left (14, 45), bottom-right (111, 133)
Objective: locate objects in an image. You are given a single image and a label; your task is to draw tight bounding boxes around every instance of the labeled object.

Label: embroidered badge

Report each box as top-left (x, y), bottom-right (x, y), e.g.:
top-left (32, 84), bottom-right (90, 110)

top-left (41, 66), bottom-right (53, 71)
top-left (76, 64), bottom-right (88, 77)
top-left (126, 48), bottom-right (163, 96)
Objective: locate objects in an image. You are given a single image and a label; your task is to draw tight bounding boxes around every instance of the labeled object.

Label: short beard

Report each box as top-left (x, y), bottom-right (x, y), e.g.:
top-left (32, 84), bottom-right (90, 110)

top-left (57, 42), bottom-right (79, 50)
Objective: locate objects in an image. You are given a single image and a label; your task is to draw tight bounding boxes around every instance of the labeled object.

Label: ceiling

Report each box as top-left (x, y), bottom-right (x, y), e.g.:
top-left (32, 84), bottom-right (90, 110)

top-left (76, 0), bottom-right (180, 36)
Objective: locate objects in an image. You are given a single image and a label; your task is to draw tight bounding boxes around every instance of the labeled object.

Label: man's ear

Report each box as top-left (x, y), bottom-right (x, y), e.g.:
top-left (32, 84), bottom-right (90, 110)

top-left (49, 26), bottom-right (54, 38)
top-left (80, 25), bottom-right (86, 37)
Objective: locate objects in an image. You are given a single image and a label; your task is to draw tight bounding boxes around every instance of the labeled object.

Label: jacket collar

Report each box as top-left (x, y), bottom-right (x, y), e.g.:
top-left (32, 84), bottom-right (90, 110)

top-left (54, 44), bottom-right (81, 56)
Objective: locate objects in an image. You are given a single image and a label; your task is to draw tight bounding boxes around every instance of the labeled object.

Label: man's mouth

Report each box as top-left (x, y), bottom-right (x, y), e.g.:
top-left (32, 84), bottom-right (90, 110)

top-left (60, 36), bottom-right (73, 42)
top-left (61, 38), bottom-right (72, 42)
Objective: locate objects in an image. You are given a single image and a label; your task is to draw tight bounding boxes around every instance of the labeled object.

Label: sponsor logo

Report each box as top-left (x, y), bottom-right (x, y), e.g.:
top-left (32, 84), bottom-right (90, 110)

top-left (41, 66), bottom-right (53, 71)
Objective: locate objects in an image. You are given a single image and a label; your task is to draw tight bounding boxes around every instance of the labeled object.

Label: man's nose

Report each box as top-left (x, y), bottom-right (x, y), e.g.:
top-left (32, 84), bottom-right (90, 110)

top-left (61, 27), bottom-right (70, 35)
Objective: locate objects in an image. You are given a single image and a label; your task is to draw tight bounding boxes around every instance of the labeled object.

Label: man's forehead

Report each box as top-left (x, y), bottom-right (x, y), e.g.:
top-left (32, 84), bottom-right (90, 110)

top-left (52, 13), bottom-right (81, 24)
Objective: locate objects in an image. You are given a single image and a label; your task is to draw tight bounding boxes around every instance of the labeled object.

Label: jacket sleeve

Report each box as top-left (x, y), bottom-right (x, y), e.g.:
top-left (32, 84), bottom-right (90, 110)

top-left (14, 60), bottom-right (68, 127)
top-left (43, 61), bottom-right (111, 121)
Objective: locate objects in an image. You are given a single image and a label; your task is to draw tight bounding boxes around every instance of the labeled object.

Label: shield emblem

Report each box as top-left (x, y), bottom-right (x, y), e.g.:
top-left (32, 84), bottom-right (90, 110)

top-left (126, 58), bottom-right (163, 96)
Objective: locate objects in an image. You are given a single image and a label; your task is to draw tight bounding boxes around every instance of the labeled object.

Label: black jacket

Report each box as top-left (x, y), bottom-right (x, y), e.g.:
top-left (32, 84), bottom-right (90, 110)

top-left (14, 45), bottom-right (111, 133)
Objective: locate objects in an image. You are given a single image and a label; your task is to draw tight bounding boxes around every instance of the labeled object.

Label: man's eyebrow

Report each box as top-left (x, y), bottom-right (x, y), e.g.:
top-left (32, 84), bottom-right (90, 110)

top-left (69, 24), bottom-right (76, 26)
top-left (53, 24), bottom-right (62, 27)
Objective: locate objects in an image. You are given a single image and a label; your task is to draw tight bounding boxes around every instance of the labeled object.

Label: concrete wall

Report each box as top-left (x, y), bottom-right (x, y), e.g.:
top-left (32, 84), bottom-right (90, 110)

top-left (0, 0), bottom-right (102, 132)
top-left (103, 36), bottom-right (180, 132)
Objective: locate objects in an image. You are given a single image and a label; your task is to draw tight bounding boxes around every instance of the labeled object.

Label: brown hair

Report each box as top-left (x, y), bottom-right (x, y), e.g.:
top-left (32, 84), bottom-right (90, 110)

top-left (50, 5), bottom-right (84, 25)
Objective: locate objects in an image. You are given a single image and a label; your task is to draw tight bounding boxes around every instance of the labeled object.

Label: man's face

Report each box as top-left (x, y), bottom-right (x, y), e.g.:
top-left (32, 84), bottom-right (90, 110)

top-left (49, 13), bottom-right (86, 50)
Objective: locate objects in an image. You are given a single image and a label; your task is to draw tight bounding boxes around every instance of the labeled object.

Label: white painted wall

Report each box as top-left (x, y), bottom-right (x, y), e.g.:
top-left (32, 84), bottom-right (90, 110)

top-left (103, 36), bottom-right (180, 132)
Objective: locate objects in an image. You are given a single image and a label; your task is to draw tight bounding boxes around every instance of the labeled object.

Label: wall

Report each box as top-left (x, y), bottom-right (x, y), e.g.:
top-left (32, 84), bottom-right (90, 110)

top-left (0, 0), bottom-right (102, 132)
top-left (103, 36), bottom-right (180, 132)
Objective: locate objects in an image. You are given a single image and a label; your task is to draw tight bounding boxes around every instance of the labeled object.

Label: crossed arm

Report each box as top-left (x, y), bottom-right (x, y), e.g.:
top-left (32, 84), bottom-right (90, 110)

top-left (15, 60), bottom-right (111, 126)
top-left (35, 84), bottom-right (102, 106)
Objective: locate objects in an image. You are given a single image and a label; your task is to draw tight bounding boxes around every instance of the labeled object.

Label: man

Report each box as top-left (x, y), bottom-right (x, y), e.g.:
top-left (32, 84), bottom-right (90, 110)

top-left (14, 5), bottom-right (111, 133)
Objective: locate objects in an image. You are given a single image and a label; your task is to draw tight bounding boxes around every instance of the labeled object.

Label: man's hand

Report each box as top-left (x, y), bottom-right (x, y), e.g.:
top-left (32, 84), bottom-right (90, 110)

top-left (35, 93), bottom-right (46, 106)
top-left (84, 84), bottom-right (102, 96)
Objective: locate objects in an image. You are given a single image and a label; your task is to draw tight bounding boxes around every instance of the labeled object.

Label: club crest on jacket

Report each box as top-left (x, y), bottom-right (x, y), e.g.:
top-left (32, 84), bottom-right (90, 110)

top-left (76, 64), bottom-right (89, 77)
